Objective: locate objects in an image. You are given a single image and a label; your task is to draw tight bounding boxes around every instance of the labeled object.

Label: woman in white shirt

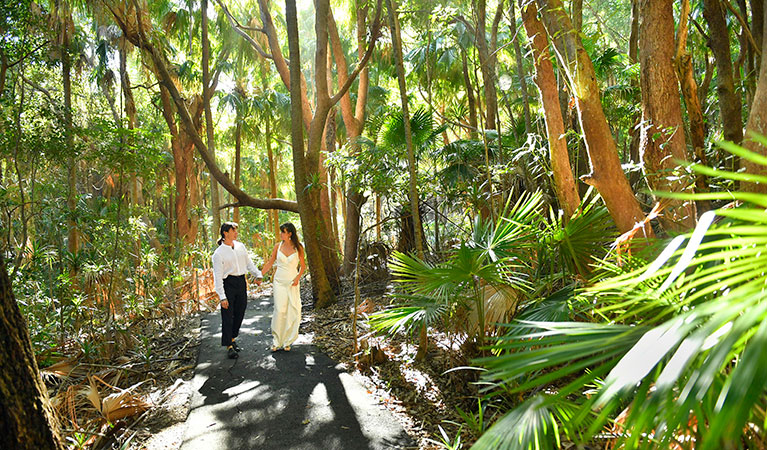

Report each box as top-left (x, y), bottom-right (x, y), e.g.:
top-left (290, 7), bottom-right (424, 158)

top-left (212, 222), bottom-right (262, 359)
top-left (260, 222), bottom-right (306, 352)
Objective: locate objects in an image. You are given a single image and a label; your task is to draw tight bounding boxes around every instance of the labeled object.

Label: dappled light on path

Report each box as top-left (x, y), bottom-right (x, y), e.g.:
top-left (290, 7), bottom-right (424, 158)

top-left (180, 289), bottom-right (413, 450)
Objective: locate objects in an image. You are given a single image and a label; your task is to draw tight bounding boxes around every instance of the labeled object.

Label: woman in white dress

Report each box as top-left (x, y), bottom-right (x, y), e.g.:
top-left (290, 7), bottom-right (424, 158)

top-left (260, 223), bottom-right (306, 352)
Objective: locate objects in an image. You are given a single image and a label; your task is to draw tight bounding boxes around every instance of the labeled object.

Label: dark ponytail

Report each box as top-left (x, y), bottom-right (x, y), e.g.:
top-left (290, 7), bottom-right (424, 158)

top-left (218, 222), bottom-right (238, 245)
top-left (280, 222), bottom-right (303, 252)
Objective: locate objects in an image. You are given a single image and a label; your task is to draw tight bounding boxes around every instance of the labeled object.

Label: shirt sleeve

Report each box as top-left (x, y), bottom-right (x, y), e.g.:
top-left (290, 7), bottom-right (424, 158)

top-left (212, 250), bottom-right (227, 300)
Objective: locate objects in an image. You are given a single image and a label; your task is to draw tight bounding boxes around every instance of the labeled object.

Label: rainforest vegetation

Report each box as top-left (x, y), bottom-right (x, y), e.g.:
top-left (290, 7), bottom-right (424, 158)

top-left (2, 0), bottom-right (767, 448)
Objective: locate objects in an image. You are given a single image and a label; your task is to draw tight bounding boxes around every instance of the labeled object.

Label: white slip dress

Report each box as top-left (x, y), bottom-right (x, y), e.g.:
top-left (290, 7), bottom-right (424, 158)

top-left (271, 242), bottom-right (301, 348)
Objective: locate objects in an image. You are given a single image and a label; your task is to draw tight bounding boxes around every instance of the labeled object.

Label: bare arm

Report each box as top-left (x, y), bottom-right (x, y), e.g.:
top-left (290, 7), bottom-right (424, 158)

top-left (261, 243), bottom-right (280, 275)
top-left (292, 247), bottom-right (307, 286)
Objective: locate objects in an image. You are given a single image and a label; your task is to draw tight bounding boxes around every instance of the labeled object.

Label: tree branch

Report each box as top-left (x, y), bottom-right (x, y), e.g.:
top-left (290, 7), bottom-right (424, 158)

top-left (108, 0), bottom-right (298, 212)
top-left (329, 0), bottom-right (383, 105)
top-left (215, 0), bottom-right (273, 60)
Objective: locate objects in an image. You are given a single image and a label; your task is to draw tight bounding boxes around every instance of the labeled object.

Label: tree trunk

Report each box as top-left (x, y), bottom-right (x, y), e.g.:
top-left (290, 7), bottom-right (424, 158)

top-left (743, 2), bottom-right (767, 193)
top-left (753, 0), bottom-right (764, 66)
top-left (572, 0), bottom-right (583, 32)
top-left (159, 86), bottom-right (201, 245)
top-left (0, 257), bottom-right (65, 450)
top-left (703, 0), bottom-right (744, 146)
top-left (63, 40), bottom-right (78, 263)
top-left (265, 116), bottom-right (280, 239)
top-left (328, 5), bottom-right (371, 275)
top-left (638, 0), bottom-right (697, 231)
top-left (629, 0), bottom-right (639, 63)
top-left (536, 0), bottom-right (651, 236)
top-left (201, 0), bottom-right (221, 237)
top-left (475, 0), bottom-right (500, 130)
top-left (676, 0), bottom-right (711, 212)
top-left (461, 50), bottom-right (479, 139)
top-left (521, 1), bottom-right (581, 218)
top-left (511, 0), bottom-right (532, 135)
top-left (388, 0), bottom-right (428, 360)
top-left (286, 0), bottom-right (337, 307)
top-left (233, 117), bottom-right (242, 224)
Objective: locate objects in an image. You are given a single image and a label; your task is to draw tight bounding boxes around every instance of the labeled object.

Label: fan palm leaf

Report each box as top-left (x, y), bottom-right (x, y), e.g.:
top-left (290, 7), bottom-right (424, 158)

top-left (472, 141), bottom-right (767, 449)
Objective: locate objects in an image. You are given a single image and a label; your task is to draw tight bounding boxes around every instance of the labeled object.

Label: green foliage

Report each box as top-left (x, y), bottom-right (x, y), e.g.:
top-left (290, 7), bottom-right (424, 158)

top-left (472, 141), bottom-right (767, 449)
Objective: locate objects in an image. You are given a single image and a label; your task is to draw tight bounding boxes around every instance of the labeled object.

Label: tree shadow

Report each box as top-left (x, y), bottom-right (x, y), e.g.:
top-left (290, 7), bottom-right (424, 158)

top-left (181, 294), bottom-right (414, 450)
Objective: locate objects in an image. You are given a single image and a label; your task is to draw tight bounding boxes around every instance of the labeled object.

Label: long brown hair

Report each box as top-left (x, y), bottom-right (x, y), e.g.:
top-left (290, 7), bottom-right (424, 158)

top-left (280, 222), bottom-right (303, 251)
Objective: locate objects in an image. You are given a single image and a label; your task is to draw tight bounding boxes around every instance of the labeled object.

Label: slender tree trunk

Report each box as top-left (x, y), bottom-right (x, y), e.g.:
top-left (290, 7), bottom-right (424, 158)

top-left (265, 116), bottom-right (280, 239)
top-left (511, 0), bottom-right (532, 135)
top-left (703, 0), bottom-right (744, 146)
top-left (475, 0), bottom-right (500, 130)
top-left (63, 41), bottom-right (78, 263)
top-left (388, 0), bottom-right (428, 360)
top-left (572, 0), bottom-right (583, 32)
top-left (375, 193), bottom-right (382, 240)
top-left (521, 1), bottom-right (581, 218)
top-left (638, 0), bottom-right (697, 231)
top-left (461, 50), bottom-right (479, 139)
top-left (676, 0), bottom-right (711, 212)
top-left (536, 0), bottom-right (651, 236)
top-left (233, 117), bottom-right (242, 224)
top-left (201, 0), bottom-right (221, 237)
top-left (743, 2), bottom-right (767, 193)
top-left (324, 109), bottom-right (341, 252)
top-left (286, 0), bottom-right (336, 307)
top-left (629, 0), bottom-right (639, 63)
top-left (0, 258), bottom-right (65, 450)
top-left (753, 0), bottom-right (764, 67)
top-left (328, 4), bottom-right (371, 275)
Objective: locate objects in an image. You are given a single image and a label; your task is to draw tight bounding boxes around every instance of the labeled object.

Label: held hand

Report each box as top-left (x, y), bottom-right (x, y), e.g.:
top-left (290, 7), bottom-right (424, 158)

top-left (292, 277), bottom-right (299, 286)
top-left (221, 299), bottom-right (229, 309)
top-left (256, 279), bottom-right (263, 286)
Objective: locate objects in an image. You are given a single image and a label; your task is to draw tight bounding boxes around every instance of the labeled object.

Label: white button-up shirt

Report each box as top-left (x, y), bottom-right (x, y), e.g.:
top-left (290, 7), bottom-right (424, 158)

top-left (212, 240), bottom-right (263, 300)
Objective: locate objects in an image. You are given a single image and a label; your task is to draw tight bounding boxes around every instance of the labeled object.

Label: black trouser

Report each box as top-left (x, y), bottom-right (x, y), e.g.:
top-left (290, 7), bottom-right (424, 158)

top-left (221, 275), bottom-right (247, 346)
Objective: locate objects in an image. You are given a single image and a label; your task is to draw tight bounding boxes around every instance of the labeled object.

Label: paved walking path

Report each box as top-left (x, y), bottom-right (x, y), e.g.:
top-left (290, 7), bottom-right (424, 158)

top-left (180, 288), bottom-right (415, 450)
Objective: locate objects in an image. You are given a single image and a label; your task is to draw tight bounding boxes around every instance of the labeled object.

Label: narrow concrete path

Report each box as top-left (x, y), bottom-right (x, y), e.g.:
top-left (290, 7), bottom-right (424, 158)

top-left (181, 288), bottom-right (415, 450)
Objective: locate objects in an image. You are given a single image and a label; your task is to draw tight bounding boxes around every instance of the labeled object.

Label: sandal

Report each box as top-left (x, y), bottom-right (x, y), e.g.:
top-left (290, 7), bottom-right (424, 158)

top-left (283, 346), bottom-right (291, 351)
top-left (270, 346), bottom-right (278, 352)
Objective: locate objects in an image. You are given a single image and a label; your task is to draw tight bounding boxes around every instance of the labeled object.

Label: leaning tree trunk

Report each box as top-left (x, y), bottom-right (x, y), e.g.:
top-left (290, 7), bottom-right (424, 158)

top-left (638, 0), bottom-right (697, 231)
top-left (743, 2), bottom-right (767, 194)
top-left (703, 0), bottom-right (744, 147)
top-left (285, 0), bottom-right (336, 307)
top-left (536, 0), bottom-right (650, 236)
top-left (0, 257), bottom-right (65, 450)
top-left (521, 1), bottom-right (581, 218)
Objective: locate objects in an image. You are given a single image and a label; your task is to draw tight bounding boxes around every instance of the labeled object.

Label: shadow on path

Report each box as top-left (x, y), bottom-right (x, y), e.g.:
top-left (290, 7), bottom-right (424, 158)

top-left (181, 289), bottom-right (414, 450)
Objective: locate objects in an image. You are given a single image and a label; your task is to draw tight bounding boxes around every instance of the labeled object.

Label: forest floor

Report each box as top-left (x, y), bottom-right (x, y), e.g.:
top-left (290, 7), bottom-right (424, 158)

top-left (115, 277), bottom-right (478, 450)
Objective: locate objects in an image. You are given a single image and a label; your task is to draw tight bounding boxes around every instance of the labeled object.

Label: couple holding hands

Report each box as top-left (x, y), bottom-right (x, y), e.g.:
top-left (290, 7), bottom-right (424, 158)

top-left (212, 222), bottom-right (306, 359)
